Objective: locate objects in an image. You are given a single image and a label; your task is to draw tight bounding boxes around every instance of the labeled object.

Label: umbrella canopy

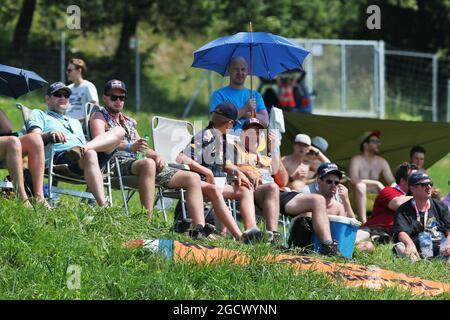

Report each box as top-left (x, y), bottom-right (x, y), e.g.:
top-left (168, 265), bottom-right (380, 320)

top-left (0, 64), bottom-right (48, 99)
top-left (192, 32), bottom-right (310, 79)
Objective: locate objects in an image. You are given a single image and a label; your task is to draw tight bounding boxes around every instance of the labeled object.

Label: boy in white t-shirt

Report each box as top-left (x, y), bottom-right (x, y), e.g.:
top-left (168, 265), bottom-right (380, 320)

top-left (66, 58), bottom-right (99, 123)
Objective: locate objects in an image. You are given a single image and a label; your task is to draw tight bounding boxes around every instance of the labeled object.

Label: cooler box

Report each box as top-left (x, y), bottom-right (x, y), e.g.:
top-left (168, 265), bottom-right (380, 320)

top-left (312, 215), bottom-right (362, 258)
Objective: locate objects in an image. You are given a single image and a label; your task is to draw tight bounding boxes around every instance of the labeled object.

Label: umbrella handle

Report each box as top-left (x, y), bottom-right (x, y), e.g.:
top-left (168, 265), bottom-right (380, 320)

top-left (248, 22), bottom-right (256, 118)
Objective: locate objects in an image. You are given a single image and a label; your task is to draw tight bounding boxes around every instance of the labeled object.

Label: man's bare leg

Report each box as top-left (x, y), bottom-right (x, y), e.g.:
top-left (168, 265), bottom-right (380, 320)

top-left (167, 170), bottom-right (205, 226)
top-left (202, 182), bottom-right (242, 240)
top-left (254, 183), bottom-right (280, 232)
top-left (79, 150), bottom-right (107, 206)
top-left (222, 184), bottom-right (258, 230)
top-left (19, 133), bottom-right (45, 200)
top-left (84, 127), bottom-right (125, 153)
top-left (354, 182), bottom-right (368, 224)
top-left (131, 158), bottom-right (156, 215)
top-left (0, 137), bottom-right (29, 203)
top-left (284, 193), bottom-right (332, 243)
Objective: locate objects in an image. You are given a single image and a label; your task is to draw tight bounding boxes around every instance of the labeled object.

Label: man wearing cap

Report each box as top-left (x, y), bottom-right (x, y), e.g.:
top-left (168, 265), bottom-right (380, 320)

top-left (349, 130), bottom-right (395, 224)
top-left (91, 80), bottom-right (216, 239)
top-left (282, 133), bottom-right (327, 192)
top-left (178, 102), bottom-right (263, 243)
top-left (210, 56), bottom-right (269, 133)
top-left (65, 58), bottom-right (99, 123)
top-left (355, 162), bottom-right (418, 252)
top-left (28, 82), bottom-right (125, 207)
top-left (393, 172), bottom-right (450, 263)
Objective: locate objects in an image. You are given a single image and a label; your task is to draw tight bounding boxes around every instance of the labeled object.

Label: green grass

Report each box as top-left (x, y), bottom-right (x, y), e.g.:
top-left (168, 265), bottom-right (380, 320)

top-left (1, 96), bottom-right (450, 300)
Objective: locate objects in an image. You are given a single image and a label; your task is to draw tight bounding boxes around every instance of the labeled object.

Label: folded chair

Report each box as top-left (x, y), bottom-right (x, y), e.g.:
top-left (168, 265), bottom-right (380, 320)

top-left (16, 103), bottom-right (113, 206)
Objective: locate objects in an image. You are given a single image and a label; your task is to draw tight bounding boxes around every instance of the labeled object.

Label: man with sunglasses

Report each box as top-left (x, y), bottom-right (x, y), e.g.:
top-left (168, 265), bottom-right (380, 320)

top-left (393, 172), bottom-right (450, 263)
top-left (349, 130), bottom-right (395, 224)
top-left (90, 80), bottom-right (214, 239)
top-left (28, 82), bottom-right (125, 207)
top-left (65, 58), bottom-right (99, 124)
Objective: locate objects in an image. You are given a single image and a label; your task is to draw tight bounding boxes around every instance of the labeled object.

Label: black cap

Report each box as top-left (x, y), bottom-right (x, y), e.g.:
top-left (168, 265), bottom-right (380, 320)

top-left (104, 79), bottom-right (127, 95)
top-left (408, 171), bottom-right (432, 186)
top-left (317, 162), bottom-right (343, 179)
top-left (47, 82), bottom-right (71, 96)
top-left (213, 102), bottom-right (240, 124)
top-left (242, 117), bottom-right (266, 130)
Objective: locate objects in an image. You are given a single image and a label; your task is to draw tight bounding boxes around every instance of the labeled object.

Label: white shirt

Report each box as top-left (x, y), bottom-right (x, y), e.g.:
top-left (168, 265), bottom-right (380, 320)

top-left (66, 80), bottom-right (99, 120)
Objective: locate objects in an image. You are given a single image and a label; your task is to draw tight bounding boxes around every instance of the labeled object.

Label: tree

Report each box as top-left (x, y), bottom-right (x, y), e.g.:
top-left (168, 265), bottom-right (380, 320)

top-left (11, 0), bottom-right (36, 52)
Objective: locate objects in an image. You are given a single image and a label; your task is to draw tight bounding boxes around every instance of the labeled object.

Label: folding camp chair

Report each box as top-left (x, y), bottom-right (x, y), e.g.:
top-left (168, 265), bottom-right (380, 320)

top-left (16, 103), bottom-right (113, 206)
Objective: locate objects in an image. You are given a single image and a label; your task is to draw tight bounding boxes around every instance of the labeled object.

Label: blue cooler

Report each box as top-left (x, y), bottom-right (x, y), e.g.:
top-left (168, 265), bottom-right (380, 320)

top-left (312, 215), bottom-right (362, 258)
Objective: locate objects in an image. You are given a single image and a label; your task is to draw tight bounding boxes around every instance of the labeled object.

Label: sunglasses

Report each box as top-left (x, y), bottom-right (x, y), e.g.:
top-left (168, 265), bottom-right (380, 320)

top-left (108, 95), bottom-right (126, 102)
top-left (66, 68), bottom-right (74, 73)
top-left (324, 179), bottom-right (340, 186)
top-left (52, 92), bottom-right (70, 99)
top-left (415, 182), bottom-right (433, 187)
top-left (369, 139), bottom-right (380, 144)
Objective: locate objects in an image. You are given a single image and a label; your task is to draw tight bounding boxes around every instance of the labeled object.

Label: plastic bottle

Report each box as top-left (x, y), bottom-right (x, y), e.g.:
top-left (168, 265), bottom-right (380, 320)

top-left (136, 133), bottom-right (149, 160)
top-left (418, 232), bottom-right (433, 259)
top-left (439, 237), bottom-right (448, 259)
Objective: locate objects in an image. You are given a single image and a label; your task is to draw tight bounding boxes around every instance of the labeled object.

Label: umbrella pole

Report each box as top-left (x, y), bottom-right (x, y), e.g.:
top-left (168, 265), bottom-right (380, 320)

top-left (248, 22), bottom-right (256, 118)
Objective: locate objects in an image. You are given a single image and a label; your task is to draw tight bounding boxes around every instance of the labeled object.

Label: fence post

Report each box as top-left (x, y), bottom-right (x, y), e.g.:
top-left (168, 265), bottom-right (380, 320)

top-left (447, 79), bottom-right (450, 123)
top-left (340, 43), bottom-right (347, 113)
top-left (135, 37), bottom-right (141, 113)
top-left (378, 41), bottom-right (385, 119)
top-left (60, 31), bottom-right (66, 83)
top-left (432, 54), bottom-right (438, 122)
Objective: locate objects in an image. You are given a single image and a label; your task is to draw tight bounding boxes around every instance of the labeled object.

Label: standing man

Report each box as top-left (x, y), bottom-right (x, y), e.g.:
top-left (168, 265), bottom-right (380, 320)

top-left (210, 56), bottom-right (269, 133)
top-left (393, 172), bottom-right (450, 264)
top-left (28, 82), bottom-right (125, 207)
top-left (66, 58), bottom-right (99, 123)
top-left (349, 130), bottom-right (395, 224)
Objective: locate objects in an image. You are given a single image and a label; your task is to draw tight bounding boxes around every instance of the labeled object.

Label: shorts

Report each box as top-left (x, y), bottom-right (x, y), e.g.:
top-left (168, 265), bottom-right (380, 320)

top-left (113, 157), bottom-right (178, 189)
top-left (53, 150), bottom-right (113, 175)
top-left (279, 191), bottom-right (299, 215)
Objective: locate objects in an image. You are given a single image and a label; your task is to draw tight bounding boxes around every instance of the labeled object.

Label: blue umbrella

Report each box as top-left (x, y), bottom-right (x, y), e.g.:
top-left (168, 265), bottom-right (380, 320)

top-left (0, 64), bottom-right (48, 99)
top-left (192, 31), bottom-right (310, 80)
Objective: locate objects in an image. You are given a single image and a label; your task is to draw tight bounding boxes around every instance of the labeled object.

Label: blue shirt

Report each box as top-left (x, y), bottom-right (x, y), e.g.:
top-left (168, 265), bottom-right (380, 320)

top-left (28, 109), bottom-right (85, 166)
top-left (210, 86), bottom-right (266, 131)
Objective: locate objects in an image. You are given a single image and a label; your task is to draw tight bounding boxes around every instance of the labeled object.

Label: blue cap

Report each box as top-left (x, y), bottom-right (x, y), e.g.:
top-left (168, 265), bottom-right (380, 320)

top-left (47, 82), bottom-right (71, 95)
top-left (213, 102), bottom-right (240, 124)
top-left (317, 162), bottom-right (342, 179)
top-left (104, 79), bottom-right (127, 94)
top-left (408, 171), bottom-right (432, 186)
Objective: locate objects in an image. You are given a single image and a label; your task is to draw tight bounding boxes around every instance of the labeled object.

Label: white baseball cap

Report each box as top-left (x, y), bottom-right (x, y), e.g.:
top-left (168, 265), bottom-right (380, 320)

top-left (295, 134), bottom-right (311, 146)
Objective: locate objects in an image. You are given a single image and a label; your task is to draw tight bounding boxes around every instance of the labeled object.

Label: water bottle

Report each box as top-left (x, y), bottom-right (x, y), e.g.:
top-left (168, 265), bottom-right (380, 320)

top-left (439, 237), bottom-right (448, 259)
top-left (418, 232), bottom-right (433, 259)
top-left (136, 133), bottom-right (149, 160)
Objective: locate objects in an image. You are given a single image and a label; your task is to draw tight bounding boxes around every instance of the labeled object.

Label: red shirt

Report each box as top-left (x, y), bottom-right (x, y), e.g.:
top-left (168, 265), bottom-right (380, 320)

top-left (363, 186), bottom-right (404, 233)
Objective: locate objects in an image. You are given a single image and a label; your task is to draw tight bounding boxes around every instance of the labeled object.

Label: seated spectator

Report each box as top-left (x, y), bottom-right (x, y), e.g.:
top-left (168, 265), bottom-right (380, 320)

top-left (65, 58), bottom-right (99, 123)
top-left (305, 136), bottom-right (330, 183)
top-left (0, 109), bottom-right (47, 207)
top-left (28, 82), bottom-right (125, 207)
top-left (282, 133), bottom-right (327, 191)
top-left (91, 79), bottom-right (214, 239)
top-left (177, 102), bottom-right (262, 242)
top-left (355, 162), bottom-right (418, 252)
top-left (409, 145), bottom-right (426, 172)
top-left (349, 130), bottom-right (395, 224)
top-left (393, 172), bottom-right (450, 264)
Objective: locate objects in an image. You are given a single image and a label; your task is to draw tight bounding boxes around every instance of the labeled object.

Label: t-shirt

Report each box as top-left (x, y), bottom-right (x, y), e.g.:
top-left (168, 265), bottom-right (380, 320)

top-left (28, 109), bottom-right (85, 166)
top-left (210, 86), bottom-right (266, 131)
top-left (364, 186), bottom-right (404, 233)
top-left (183, 124), bottom-right (230, 178)
top-left (66, 80), bottom-right (99, 120)
top-left (393, 198), bottom-right (450, 248)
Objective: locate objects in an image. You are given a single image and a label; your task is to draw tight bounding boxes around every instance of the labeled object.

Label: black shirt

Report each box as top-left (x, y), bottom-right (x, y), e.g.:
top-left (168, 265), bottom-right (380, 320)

top-left (393, 198), bottom-right (450, 248)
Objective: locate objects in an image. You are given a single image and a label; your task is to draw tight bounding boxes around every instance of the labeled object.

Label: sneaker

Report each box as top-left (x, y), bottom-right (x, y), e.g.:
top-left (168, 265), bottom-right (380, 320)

top-left (174, 218), bottom-right (192, 234)
top-left (266, 231), bottom-right (281, 244)
top-left (319, 240), bottom-right (340, 256)
top-left (241, 227), bottom-right (263, 244)
top-left (203, 223), bottom-right (217, 237)
top-left (190, 224), bottom-right (206, 240)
